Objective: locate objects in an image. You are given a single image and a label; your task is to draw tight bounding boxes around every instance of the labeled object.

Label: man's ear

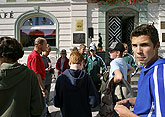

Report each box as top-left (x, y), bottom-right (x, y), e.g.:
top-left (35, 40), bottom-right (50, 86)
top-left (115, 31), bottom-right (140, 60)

top-left (155, 42), bottom-right (160, 49)
top-left (116, 51), bottom-right (120, 56)
top-left (69, 62), bottom-right (71, 66)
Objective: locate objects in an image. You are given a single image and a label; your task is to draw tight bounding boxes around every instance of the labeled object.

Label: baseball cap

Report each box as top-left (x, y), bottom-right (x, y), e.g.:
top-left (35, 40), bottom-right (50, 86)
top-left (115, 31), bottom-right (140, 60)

top-left (108, 42), bottom-right (125, 53)
top-left (90, 42), bottom-right (96, 47)
top-left (60, 49), bottom-right (66, 54)
top-left (89, 45), bottom-right (96, 51)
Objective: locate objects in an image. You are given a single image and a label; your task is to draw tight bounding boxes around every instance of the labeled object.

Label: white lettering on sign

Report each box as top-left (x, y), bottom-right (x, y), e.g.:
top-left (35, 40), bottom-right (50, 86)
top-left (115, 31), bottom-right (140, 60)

top-left (0, 11), bottom-right (14, 19)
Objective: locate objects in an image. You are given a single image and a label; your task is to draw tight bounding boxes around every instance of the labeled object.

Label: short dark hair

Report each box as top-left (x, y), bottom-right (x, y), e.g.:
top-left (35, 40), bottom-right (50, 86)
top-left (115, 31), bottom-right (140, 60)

top-left (130, 24), bottom-right (159, 47)
top-left (0, 37), bottom-right (24, 62)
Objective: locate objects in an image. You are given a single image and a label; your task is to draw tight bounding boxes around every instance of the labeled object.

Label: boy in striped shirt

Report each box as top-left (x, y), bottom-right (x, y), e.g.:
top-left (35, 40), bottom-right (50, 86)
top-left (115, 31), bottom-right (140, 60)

top-left (115, 24), bottom-right (165, 117)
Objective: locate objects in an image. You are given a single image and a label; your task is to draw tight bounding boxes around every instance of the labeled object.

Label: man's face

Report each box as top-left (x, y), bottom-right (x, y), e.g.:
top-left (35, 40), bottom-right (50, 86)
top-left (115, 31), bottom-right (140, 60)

top-left (131, 35), bottom-right (159, 66)
top-left (60, 53), bottom-right (66, 58)
top-left (41, 40), bottom-right (47, 51)
top-left (90, 50), bottom-right (96, 56)
top-left (80, 47), bottom-right (86, 53)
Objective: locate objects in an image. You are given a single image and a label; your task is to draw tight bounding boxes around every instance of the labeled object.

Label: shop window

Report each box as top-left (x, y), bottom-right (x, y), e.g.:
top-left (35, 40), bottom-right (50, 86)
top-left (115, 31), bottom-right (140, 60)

top-left (20, 17), bottom-right (56, 47)
top-left (7, 0), bottom-right (16, 2)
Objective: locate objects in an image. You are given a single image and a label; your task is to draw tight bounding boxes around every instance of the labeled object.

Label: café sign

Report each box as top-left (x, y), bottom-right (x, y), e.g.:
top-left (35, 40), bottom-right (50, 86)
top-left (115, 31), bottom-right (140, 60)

top-left (0, 11), bottom-right (14, 19)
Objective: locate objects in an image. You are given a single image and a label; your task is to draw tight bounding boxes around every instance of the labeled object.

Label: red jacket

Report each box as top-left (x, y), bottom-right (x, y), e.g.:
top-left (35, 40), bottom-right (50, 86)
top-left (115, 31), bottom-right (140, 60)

top-left (56, 57), bottom-right (69, 77)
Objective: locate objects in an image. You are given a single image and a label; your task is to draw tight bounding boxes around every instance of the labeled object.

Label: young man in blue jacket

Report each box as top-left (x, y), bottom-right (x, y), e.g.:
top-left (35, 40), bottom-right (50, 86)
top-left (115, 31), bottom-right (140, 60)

top-left (54, 51), bottom-right (99, 117)
top-left (115, 24), bottom-right (165, 117)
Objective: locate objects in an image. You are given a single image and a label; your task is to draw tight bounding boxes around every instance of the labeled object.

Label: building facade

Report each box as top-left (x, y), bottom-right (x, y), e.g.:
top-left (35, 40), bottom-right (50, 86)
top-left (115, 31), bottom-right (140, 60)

top-left (0, 0), bottom-right (164, 66)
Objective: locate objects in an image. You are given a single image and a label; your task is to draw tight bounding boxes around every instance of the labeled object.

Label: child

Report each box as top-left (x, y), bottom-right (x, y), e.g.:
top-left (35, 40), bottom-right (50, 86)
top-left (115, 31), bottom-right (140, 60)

top-left (108, 42), bottom-right (134, 100)
top-left (41, 44), bottom-right (54, 115)
top-left (56, 49), bottom-right (69, 77)
top-left (54, 51), bottom-right (99, 117)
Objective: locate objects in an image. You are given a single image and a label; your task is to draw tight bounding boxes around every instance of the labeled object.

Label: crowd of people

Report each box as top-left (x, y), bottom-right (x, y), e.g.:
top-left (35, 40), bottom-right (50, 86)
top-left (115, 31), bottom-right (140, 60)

top-left (0, 24), bottom-right (165, 117)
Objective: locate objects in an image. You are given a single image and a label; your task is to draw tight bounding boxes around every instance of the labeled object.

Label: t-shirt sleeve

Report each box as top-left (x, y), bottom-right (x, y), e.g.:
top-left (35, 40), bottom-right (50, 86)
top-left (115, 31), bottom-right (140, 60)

top-left (110, 60), bottom-right (120, 76)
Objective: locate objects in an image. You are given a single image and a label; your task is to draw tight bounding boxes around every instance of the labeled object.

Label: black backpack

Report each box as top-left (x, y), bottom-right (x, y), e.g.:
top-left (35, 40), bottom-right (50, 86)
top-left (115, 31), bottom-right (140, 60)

top-left (98, 78), bottom-right (133, 117)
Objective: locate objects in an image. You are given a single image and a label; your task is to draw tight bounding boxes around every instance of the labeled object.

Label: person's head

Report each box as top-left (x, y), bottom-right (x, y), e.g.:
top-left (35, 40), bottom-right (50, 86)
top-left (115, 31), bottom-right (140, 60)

top-left (34, 37), bottom-right (47, 53)
top-left (0, 37), bottom-right (24, 64)
top-left (42, 44), bottom-right (51, 57)
top-left (130, 24), bottom-right (160, 66)
top-left (60, 49), bottom-right (67, 58)
top-left (72, 47), bottom-right (78, 52)
top-left (79, 44), bottom-right (86, 54)
top-left (69, 51), bottom-right (84, 68)
top-left (108, 42), bottom-right (125, 59)
top-left (123, 43), bottom-right (128, 55)
top-left (89, 45), bottom-right (97, 56)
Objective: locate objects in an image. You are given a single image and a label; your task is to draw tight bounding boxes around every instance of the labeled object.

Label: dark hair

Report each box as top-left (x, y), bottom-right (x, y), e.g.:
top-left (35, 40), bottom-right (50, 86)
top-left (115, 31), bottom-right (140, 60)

top-left (0, 37), bottom-right (24, 62)
top-left (130, 24), bottom-right (159, 47)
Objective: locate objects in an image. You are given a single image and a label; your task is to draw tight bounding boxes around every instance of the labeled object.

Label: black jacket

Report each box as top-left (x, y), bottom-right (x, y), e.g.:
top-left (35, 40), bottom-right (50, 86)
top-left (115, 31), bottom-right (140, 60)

top-left (54, 69), bottom-right (99, 117)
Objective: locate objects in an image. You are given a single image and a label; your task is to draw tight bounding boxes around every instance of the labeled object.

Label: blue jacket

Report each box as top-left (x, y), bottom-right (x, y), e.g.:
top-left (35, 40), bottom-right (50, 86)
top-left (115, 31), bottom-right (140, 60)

top-left (134, 59), bottom-right (165, 117)
top-left (53, 69), bottom-right (99, 117)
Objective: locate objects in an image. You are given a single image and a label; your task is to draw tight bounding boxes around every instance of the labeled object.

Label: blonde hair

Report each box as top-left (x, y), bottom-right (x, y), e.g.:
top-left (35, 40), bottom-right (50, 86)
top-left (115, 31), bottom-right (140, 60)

top-left (80, 44), bottom-right (86, 49)
top-left (34, 37), bottom-right (46, 45)
top-left (69, 51), bottom-right (84, 64)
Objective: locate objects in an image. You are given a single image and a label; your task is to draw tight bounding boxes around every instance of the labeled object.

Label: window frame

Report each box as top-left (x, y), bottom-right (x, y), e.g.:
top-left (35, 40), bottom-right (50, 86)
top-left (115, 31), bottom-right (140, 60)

top-left (15, 9), bottom-right (59, 51)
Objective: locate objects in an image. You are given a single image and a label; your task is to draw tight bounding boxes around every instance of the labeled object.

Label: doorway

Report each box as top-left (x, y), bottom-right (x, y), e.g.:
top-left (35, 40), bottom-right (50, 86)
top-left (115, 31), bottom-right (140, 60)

top-left (106, 15), bottom-right (135, 65)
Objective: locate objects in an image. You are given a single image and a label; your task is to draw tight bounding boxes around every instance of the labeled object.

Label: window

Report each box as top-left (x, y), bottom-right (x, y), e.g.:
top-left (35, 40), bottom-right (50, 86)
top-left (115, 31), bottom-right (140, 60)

top-left (20, 17), bottom-right (56, 47)
top-left (7, 0), bottom-right (16, 2)
top-left (162, 33), bottom-right (165, 42)
top-left (161, 21), bottom-right (165, 29)
top-left (160, 19), bottom-right (165, 45)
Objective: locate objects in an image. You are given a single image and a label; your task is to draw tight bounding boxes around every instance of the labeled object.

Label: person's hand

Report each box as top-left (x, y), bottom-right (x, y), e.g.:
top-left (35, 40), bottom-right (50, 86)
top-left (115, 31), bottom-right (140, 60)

top-left (116, 97), bottom-right (136, 107)
top-left (97, 73), bottom-right (102, 77)
top-left (116, 98), bottom-right (129, 105)
top-left (42, 89), bottom-right (48, 98)
top-left (114, 104), bottom-right (130, 117)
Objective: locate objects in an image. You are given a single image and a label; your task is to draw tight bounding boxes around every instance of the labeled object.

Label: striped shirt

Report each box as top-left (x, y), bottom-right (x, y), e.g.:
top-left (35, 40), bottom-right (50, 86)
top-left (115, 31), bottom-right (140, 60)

top-left (134, 59), bottom-right (165, 117)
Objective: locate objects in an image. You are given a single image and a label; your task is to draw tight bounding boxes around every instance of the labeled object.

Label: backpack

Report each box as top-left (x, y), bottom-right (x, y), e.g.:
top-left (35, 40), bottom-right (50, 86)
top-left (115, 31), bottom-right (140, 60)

top-left (98, 78), bottom-right (115, 117)
top-left (98, 78), bottom-right (133, 117)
